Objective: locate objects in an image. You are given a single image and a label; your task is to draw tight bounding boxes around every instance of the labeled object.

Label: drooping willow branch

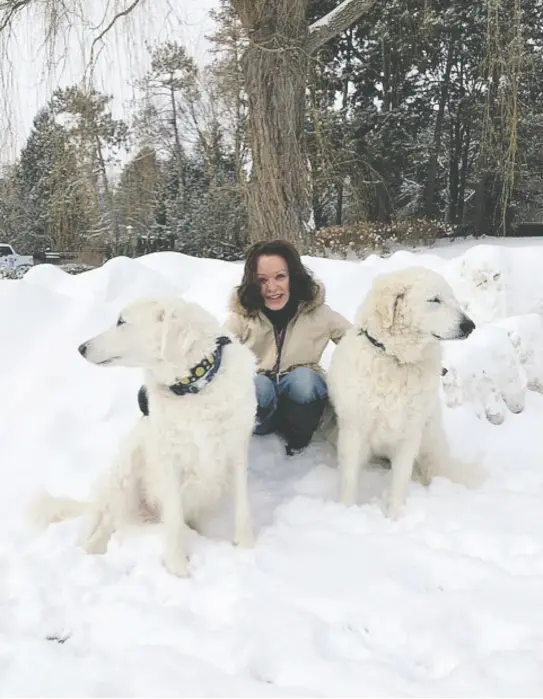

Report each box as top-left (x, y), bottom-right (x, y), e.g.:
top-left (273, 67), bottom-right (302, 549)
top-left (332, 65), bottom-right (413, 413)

top-left (0, 0), bottom-right (145, 43)
top-left (480, 0), bottom-right (524, 234)
top-left (89, 0), bottom-right (145, 66)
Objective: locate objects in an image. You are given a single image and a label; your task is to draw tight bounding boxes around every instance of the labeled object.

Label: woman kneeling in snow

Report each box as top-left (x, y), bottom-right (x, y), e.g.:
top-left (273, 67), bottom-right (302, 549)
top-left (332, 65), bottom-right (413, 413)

top-left (225, 240), bottom-right (351, 456)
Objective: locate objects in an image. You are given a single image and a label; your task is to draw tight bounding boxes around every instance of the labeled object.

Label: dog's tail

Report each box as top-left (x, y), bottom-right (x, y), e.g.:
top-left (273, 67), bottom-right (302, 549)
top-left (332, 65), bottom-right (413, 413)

top-left (27, 491), bottom-right (90, 530)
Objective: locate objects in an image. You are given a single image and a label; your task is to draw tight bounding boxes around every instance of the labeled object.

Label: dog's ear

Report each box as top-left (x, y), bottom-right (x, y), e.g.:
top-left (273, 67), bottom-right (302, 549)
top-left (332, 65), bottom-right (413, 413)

top-left (373, 278), bottom-right (406, 330)
top-left (160, 305), bottom-right (200, 364)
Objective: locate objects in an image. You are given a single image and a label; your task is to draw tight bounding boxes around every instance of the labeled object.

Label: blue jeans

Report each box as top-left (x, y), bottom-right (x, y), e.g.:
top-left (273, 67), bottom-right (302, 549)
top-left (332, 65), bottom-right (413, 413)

top-left (254, 367), bottom-right (327, 435)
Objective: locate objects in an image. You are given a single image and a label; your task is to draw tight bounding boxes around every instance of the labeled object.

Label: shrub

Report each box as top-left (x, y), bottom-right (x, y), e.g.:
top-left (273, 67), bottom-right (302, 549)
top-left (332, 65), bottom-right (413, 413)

top-left (308, 218), bottom-right (458, 258)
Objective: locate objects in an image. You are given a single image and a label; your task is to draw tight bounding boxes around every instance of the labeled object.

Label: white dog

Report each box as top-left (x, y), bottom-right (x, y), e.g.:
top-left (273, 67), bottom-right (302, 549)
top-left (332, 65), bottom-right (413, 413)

top-left (327, 266), bottom-right (477, 519)
top-left (29, 297), bottom-right (257, 577)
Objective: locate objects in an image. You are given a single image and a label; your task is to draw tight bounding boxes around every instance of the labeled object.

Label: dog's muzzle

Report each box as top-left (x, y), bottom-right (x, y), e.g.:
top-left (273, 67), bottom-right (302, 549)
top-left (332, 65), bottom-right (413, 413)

top-left (78, 342), bottom-right (88, 357)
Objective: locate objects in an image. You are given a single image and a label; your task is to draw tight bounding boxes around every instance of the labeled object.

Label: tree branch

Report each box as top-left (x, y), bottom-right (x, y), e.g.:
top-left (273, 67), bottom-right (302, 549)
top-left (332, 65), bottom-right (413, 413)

top-left (90, 0), bottom-right (145, 59)
top-left (1, 0), bottom-right (146, 47)
top-left (0, 0), bottom-right (33, 33)
top-left (306, 0), bottom-right (377, 55)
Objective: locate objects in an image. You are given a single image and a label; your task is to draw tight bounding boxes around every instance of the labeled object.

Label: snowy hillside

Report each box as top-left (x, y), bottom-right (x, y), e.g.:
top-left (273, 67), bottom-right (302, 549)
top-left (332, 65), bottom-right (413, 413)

top-left (1, 240), bottom-right (543, 696)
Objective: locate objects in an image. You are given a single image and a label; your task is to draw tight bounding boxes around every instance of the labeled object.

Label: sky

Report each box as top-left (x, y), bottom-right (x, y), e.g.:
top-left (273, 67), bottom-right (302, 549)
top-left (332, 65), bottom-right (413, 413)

top-left (0, 0), bottom-right (218, 164)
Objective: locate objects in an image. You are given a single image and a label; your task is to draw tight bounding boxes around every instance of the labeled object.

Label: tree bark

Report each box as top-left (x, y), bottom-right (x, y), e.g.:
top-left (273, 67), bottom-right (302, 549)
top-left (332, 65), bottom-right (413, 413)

top-left (458, 123), bottom-right (470, 223)
top-left (448, 116), bottom-right (460, 223)
top-left (423, 33), bottom-right (455, 217)
top-left (232, 0), bottom-right (377, 246)
top-left (239, 0), bottom-right (310, 245)
top-left (169, 80), bottom-right (185, 208)
top-left (335, 27), bottom-right (353, 227)
top-left (94, 133), bottom-right (121, 253)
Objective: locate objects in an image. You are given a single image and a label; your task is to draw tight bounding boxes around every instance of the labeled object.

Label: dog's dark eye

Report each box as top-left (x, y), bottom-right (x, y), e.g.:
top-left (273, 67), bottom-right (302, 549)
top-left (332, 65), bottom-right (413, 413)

top-left (116, 317), bottom-right (125, 326)
top-left (428, 297), bottom-right (441, 304)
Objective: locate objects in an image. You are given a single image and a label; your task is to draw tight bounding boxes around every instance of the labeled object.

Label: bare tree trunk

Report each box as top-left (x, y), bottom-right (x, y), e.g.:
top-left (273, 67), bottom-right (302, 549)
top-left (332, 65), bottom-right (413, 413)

top-left (335, 182), bottom-right (344, 226)
top-left (233, 0), bottom-right (377, 247)
top-left (381, 38), bottom-right (393, 112)
top-left (241, 0), bottom-right (310, 245)
top-left (448, 115), bottom-right (461, 223)
top-left (458, 124), bottom-right (470, 223)
top-left (95, 134), bottom-right (121, 253)
top-left (335, 28), bottom-right (353, 227)
top-left (169, 82), bottom-right (185, 207)
top-left (423, 33), bottom-right (455, 217)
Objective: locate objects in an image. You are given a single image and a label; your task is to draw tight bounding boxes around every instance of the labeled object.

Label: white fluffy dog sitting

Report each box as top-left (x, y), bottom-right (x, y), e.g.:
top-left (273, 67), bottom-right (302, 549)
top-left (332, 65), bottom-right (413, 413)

top-left (328, 266), bottom-right (478, 519)
top-left (29, 297), bottom-right (257, 577)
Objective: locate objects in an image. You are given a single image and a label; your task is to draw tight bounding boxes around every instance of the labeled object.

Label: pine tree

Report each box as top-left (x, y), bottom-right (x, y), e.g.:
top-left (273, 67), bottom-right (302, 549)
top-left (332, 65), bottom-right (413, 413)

top-left (50, 85), bottom-right (128, 250)
top-left (11, 106), bottom-right (92, 251)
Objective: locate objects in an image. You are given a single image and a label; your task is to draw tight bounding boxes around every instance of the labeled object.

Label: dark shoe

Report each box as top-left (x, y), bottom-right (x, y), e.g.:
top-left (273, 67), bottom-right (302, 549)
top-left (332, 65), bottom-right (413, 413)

top-left (285, 444), bottom-right (305, 457)
top-left (275, 396), bottom-right (327, 452)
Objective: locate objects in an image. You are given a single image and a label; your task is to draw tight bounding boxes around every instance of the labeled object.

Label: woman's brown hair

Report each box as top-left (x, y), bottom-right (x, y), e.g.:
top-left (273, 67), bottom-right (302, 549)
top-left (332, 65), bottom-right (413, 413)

top-left (236, 240), bottom-right (319, 312)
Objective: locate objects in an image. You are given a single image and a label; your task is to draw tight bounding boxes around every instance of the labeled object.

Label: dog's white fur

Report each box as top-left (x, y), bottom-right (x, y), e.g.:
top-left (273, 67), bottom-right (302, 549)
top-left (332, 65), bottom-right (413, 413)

top-left (327, 266), bottom-right (479, 519)
top-left (28, 297), bottom-right (257, 577)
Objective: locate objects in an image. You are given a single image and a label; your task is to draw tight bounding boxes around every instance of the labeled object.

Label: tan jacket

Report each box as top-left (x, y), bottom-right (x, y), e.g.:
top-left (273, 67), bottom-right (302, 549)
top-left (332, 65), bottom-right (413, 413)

top-left (225, 282), bottom-right (351, 375)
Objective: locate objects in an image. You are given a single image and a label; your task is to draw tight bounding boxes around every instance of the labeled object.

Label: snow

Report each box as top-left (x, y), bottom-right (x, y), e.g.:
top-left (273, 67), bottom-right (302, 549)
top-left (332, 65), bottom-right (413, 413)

top-left (2, 238), bottom-right (543, 696)
top-left (309, 0), bottom-right (364, 34)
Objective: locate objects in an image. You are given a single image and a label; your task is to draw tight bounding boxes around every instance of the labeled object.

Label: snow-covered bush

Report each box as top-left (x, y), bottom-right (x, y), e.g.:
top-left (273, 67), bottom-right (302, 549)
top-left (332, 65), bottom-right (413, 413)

top-left (493, 314), bottom-right (543, 394)
top-left (442, 325), bottom-right (527, 425)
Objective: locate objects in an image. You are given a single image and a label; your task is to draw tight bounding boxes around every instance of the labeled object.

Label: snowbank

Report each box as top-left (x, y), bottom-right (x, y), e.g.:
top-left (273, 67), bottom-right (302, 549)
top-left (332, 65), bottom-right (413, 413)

top-left (2, 241), bottom-right (543, 696)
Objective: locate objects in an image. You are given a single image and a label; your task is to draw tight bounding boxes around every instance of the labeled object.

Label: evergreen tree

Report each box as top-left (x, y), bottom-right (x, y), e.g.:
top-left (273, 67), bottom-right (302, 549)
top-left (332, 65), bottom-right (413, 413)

top-left (10, 107), bottom-right (92, 251)
top-left (50, 85), bottom-right (128, 249)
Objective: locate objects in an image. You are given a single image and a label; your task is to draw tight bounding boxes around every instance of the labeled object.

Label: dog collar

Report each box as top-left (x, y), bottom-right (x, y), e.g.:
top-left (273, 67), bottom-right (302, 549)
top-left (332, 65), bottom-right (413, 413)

top-left (358, 327), bottom-right (386, 352)
top-left (169, 336), bottom-right (232, 396)
top-left (136, 336), bottom-right (233, 416)
top-left (359, 327), bottom-right (448, 377)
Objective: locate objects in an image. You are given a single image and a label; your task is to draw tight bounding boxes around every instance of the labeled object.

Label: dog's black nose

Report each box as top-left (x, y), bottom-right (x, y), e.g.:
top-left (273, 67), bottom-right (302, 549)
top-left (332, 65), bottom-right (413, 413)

top-left (78, 342), bottom-right (88, 357)
top-left (459, 316), bottom-right (476, 337)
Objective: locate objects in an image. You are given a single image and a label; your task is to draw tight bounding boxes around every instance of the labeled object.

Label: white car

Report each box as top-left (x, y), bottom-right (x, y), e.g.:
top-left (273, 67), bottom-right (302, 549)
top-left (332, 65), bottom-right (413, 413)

top-left (0, 243), bottom-right (34, 269)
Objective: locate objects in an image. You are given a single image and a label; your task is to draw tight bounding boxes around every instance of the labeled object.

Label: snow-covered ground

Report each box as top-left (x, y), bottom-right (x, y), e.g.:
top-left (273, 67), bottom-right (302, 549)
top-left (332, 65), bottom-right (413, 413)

top-left (2, 238), bottom-right (543, 697)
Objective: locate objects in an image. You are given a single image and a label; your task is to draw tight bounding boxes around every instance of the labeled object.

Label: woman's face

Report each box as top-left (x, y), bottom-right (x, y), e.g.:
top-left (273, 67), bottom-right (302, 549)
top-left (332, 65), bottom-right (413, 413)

top-left (256, 254), bottom-right (290, 310)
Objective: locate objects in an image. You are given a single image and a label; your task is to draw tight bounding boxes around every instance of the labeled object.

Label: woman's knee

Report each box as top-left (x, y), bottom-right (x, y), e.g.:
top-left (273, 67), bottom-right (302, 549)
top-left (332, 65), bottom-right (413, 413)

top-left (254, 374), bottom-right (277, 409)
top-left (281, 367), bottom-right (327, 404)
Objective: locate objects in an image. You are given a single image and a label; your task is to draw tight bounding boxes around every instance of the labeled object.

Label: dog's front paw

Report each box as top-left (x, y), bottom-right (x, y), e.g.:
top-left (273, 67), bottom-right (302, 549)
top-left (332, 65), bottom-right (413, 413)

top-left (414, 464), bottom-right (433, 487)
top-left (83, 534), bottom-right (109, 555)
top-left (384, 495), bottom-right (404, 520)
top-left (340, 491), bottom-right (357, 508)
top-left (234, 527), bottom-right (255, 549)
top-left (163, 552), bottom-right (189, 578)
